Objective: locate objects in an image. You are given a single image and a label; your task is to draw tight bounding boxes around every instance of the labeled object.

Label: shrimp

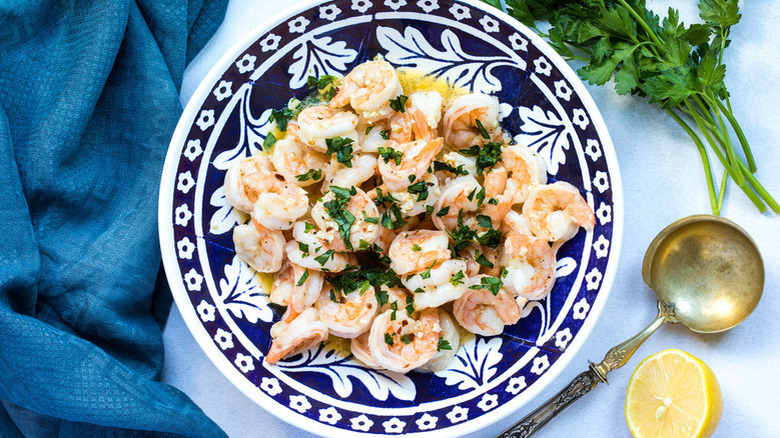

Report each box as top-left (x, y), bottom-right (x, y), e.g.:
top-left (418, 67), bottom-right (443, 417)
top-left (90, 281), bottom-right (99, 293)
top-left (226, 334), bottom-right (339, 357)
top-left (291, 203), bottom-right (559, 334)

top-left (223, 155), bottom-right (275, 213)
top-left (310, 187), bottom-right (381, 250)
top-left (442, 93), bottom-right (504, 150)
top-left (270, 135), bottom-right (329, 187)
top-left (295, 104), bottom-right (359, 152)
top-left (479, 166), bottom-right (514, 227)
top-left (266, 307), bottom-right (329, 364)
top-left (316, 284), bottom-right (379, 338)
top-left (350, 331), bottom-right (381, 368)
top-left (251, 178), bottom-right (310, 230)
top-left (377, 285), bottom-right (409, 313)
top-left (462, 244), bottom-right (501, 277)
top-left (377, 138), bottom-right (444, 191)
top-left (285, 221), bottom-right (353, 272)
top-left (367, 308), bottom-right (441, 373)
top-left (501, 209), bottom-right (533, 236)
top-left (416, 309), bottom-right (460, 373)
top-left (321, 153), bottom-right (378, 193)
top-left (501, 233), bottom-right (556, 301)
top-left (270, 261), bottom-right (325, 312)
top-left (330, 59), bottom-right (403, 123)
top-left (433, 151), bottom-right (477, 185)
top-left (452, 277), bottom-right (521, 336)
top-left (502, 145), bottom-right (548, 204)
top-left (431, 175), bottom-right (481, 232)
top-left (402, 259), bottom-right (469, 310)
top-left (233, 221), bottom-right (286, 273)
top-left (387, 91), bottom-right (443, 143)
top-left (388, 230), bottom-right (451, 275)
top-left (358, 120), bottom-right (391, 153)
top-left (522, 181), bottom-right (595, 242)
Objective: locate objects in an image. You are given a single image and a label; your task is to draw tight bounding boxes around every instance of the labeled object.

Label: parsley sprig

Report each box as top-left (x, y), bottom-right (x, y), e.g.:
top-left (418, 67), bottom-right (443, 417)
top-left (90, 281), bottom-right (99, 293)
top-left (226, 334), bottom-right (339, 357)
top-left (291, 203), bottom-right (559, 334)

top-left (488, 0), bottom-right (778, 214)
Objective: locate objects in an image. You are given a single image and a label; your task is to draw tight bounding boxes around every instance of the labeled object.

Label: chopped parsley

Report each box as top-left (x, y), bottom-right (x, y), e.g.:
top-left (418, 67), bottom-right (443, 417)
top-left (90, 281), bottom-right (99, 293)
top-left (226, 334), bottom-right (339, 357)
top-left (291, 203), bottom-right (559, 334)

top-left (411, 244), bottom-right (422, 252)
top-left (400, 334), bottom-right (411, 344)
top-left (420, 261), bottom-right (436, 279)
top-left (437, 338), bottom-right (452, 351)
top-left (263, 132), bottom-right (277, 148)
top-left (450, 270), bottom-right (465, 286)
top-left (378, 146), bottom-right (403, 166)
top-left (384, 333), bottom-right (395, 346)
top-left (388, 95), bottom-right (408, 112)
top-left (407, 181), bottom-right (429, 201)
top-left (476, 214), bottom-right (493, 229)
top-left (405, 296), bottom-right (415, 316)
top-left (469, 275), bottom-right (504, 296)
top-left (380, 129), bottom-right (390, 140)
top-left (315, 249), bottom-right (335, 266)
top-left (475, 253), bottom-right (495, 269)
top-left (269, 107), bottom-right (297, 132)
top-left (475, 142), bottom-right (503, 176)
top-left (475, 118), bottom-right (490, 139)
top-left (433, 160), bottom-right (469, 176)
top-left (436, 206), bottom-right (450, 217)
top-left (296, 168), bottom-right (322, 182)
top-left (296, 269), bottom-right (309, 286)
top-left (325, 136), bottom-right (355, 167)
top-left (323, 186), bottom-right (356, 250)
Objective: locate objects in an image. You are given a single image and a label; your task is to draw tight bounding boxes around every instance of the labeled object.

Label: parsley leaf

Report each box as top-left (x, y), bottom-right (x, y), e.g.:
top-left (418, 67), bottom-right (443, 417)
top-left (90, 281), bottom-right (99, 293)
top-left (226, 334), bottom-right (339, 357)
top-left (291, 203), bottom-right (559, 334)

top-left (388, 95), bottom-right (408, 112)
top-left (325, 137), bottom-right (354, 168)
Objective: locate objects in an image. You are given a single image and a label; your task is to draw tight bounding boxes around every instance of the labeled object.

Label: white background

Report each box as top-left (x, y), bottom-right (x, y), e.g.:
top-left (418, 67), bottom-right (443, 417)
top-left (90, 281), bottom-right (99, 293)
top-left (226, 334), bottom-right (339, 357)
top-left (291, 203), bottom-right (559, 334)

top-left (162, 0), bottom-right (780, 436)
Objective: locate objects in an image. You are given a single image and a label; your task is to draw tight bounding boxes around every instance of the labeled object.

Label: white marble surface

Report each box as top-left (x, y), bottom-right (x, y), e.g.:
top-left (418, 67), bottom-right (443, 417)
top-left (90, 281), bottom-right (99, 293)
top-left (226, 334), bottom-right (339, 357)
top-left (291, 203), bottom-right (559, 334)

top-left (162, 1), bottom-right (780, 436)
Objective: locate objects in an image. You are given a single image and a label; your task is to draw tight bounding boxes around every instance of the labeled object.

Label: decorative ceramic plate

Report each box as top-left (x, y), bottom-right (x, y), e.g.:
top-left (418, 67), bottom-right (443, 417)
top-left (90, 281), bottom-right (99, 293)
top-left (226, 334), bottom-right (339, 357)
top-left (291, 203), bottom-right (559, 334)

top-left (159, 0), bottom-right (622, 435)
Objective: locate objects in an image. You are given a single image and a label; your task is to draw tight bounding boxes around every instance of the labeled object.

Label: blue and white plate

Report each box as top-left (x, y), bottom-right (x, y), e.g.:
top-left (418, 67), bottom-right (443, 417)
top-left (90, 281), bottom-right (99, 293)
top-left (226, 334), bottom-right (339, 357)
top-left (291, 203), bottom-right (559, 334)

top-left (159, 0), bottom-right (623, 435)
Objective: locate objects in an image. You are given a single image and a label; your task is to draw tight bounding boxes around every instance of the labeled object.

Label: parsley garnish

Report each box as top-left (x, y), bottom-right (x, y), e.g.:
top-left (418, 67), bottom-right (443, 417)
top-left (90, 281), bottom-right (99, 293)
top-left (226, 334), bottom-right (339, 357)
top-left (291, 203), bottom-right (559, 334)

top-left (384, 333), bottom-right (395, 346)
top-left (469, 275), bottom-right (503, 296)
top-left (388, 95), bottom-right (408, 112)
top-left (325, 137), bottom-right (354, 167)
top-left (420, 261), bottom-right (436, 279)
top-left (380, 129), bottom-right (390, 140)
top-left (475, 118), bottom-right (490, 139)
top-left (323, 186), bottom-right (356, 250)
top-left (263, 132), bottom-right (276, 149)
top-left (378, 146), bottom-right (403, 165)
top-left (400, 334), bottom-right (411, 344)
top-left (437, 338), bottom-right (452, 351)
top-left (296, 168), bottom-right (322, 182)
top-left (450, 270), bottom-right (465, 286)
top-left (475, 253), bottom-right (494, 269)
top-left (433, 160), bottom-right (469, 176)
top-left (315, 249), bottom-right (335, 266)
top-left (296, 269), bottom-right (309, 286)
top-left (405, 296), bottom-right (415, 316)
top-left (407, 181), bottom-right (429, 201)
top-left (269, 107), bottom-right (297, 132)
top-left (436, 206), bottom-right (450, 217)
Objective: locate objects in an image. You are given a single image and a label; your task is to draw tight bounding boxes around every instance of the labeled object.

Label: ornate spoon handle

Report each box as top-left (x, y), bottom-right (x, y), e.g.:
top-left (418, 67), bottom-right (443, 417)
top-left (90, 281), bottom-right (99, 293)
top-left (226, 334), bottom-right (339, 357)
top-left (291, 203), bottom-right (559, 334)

top-left (496, 370), bottom-right (600, 438)
top-left (497, 305), bottom-right (672, 438)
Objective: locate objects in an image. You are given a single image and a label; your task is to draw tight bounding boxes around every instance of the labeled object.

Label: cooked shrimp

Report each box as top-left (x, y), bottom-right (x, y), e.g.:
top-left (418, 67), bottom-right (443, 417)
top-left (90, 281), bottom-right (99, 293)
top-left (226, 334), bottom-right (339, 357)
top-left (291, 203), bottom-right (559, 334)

top-left (350, 331), bottom-right (381, 368)
top-left (416, 309), bottom-right (460, 373)
top-left (452, 277), bottom-right (521, 336)
top-left (502, 145), bottom-right (547, 204)
top-left (501, 233), bottom-right (556, 301)
top-left (295, 105), bottom-right (359, 152)
top-left (387, 91), bottom-right (443, 143)
top-left (358, 120), bottom-right (391, 153)
top-left (266, 307), bottom-right (329, 364)
top-left (402, 259), bottom-right (469, 309)
top-left (310, 187), bottom-right (381, 250)
top-left (377, 138), bottom-right (444, 191)
top-left (442, 93), bottom-right (503, 149)
top-left (501, 209), bottom-right (533, 236)
top-left (462, 244), bottom-right (501, 277)
top-left (321, 153), bottom-right (378, 194)
top-left (523, 181), bottom-right (595, 242)
top-left (330, 59), bottom-right (403, 123)
top-left (377, 285), bottom-right (409, 313)
top-left (233, 221), bottom-right (286, 273)
top-left (367, 308), bottom-right (440, 373)
top-left (251, 178), bottom-right (310, 230)
top-left (431, 175), bottom-right (481, 232)
top-left (388, 230), bottom-right (451, 275)
top-left (479, 166), bottom-right (513, 227)
top-left (316, 284), bottom-right (378, 338)
top-left (224, 155), bottom-right (276, 213)
top-left (270, 261), bottom-right (325, 312)
top-left (271, 135), bottom-right (329, 187)
top-left (285, 221), bottom-right (352, 272)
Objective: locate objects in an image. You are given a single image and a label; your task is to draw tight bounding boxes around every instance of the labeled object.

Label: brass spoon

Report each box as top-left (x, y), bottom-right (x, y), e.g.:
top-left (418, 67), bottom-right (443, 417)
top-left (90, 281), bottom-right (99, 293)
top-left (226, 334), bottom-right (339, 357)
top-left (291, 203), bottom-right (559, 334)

top-left (498, 215), bottom-right (764, 437)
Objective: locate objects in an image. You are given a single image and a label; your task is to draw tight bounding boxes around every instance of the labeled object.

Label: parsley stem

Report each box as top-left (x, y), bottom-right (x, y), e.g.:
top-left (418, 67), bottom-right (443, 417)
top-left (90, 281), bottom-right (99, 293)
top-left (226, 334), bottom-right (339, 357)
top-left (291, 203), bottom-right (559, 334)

top-left (717, 168), bottom-right (728, 213)
top-left (665, 107), bottom-right (719, 215)
top-left (735, 159), bottom-right (780, 213)
top-left (711, 95), bottom-right (756, 173)
top-left (616, 0), bottom-right (664, 49)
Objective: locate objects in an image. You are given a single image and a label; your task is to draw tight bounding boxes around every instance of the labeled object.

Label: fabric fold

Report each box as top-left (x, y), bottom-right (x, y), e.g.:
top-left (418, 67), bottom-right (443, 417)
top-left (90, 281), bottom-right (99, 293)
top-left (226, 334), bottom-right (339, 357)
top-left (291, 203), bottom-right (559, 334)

top-left (0, 0), bottom-right (229, 436)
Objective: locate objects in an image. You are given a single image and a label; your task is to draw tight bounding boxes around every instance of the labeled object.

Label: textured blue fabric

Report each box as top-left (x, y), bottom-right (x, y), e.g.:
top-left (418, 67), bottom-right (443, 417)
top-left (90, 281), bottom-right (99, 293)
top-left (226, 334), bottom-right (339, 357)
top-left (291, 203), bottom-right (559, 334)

top-left (0, 1), bottom-right (228, 436)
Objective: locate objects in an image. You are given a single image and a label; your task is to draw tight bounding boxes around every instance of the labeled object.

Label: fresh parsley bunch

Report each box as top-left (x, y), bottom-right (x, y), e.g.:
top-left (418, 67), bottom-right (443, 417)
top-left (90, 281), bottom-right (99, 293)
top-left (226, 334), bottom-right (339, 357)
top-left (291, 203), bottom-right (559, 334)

top-left (487, 0), bottom-right (778, 214)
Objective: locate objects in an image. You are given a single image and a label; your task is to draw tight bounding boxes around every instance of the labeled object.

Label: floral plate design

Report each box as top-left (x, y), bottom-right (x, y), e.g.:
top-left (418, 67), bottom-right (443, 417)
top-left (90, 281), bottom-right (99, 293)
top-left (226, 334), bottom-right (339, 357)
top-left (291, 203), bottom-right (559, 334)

top-left (158, 0), bottom-right (623, 436)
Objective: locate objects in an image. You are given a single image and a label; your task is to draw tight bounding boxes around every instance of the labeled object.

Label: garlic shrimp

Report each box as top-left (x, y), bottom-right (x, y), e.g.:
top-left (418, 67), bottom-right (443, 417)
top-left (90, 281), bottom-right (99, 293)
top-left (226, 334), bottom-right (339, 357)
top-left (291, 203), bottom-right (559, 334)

top-left (377, 137), bottom-right (444, 191)
top-left (501, 233), bottom-right (556, 301)
top-left (266, 307), bottom-right (329, 364)
top-left (316, 283), bottom-right (379, 338)
top-left (310, 187), bottom-right (381, 250)
top-left (402, 259), bottom-right (469, 310)
top-left (416, 308), bottom-right (460, 373)
top-left (452, 277), bottom-right (521, 336)
top-left (388, 229), bottom-right (451, 275)
top-left (270, 261), bottom-right (325, 312)
top-left (295, 105), bottom-right (359, 152)
top-left (270, 135), bottom-right (329, 187)
top-left (442, 93), bottom-right (503, 150)
top-left (233, 221), bottom-right (286, 273)
top-left (523, 181), bottom-right (595, 242)
top-left (367, 308), bottom-right (440, 373)
top-left (330, 59), bottom-right (403, 123)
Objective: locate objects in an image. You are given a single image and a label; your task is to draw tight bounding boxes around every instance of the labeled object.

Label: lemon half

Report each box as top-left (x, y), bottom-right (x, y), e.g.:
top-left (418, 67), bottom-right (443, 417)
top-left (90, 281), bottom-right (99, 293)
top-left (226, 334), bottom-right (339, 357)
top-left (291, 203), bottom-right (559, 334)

top-left (625, 349), bottom-right (723, 438)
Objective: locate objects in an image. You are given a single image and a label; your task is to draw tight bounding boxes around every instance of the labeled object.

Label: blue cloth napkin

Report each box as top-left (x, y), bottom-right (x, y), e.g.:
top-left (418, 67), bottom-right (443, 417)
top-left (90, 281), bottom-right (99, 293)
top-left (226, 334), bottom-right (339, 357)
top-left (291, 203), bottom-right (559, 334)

top-left (0, 1), bottom-right (228, 436)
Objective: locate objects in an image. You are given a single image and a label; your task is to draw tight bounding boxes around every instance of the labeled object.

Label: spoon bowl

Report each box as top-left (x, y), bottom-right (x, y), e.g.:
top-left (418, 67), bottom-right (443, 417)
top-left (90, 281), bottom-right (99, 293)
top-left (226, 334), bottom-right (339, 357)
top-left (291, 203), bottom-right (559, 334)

top-left (642, 215), bottom-right (764, 333)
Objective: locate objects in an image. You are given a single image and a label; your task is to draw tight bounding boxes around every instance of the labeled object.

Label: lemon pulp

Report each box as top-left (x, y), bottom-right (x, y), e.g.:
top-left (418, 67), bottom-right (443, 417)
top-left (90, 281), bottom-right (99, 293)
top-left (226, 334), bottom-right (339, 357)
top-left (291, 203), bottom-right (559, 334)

top-left (625, 348), bottom-right (723, 438)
